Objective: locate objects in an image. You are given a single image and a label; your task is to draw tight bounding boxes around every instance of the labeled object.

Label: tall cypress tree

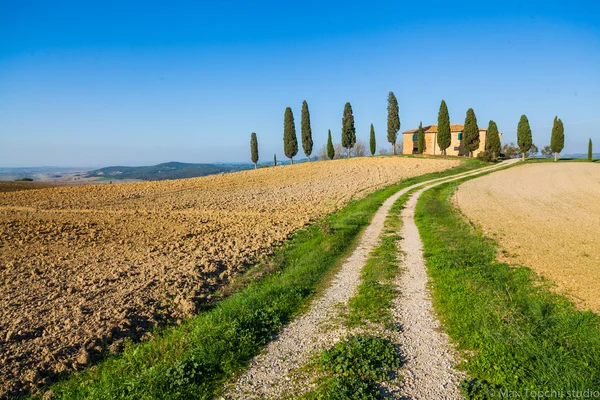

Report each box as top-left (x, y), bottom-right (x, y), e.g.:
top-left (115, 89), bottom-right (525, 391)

top-left (463, 108), bottom-right (480, 157)
top-left (301, 100), bottom-right (313, 162)
top-left (341, 102), bottom-right (356, 158)
top-left (327, 129), bottom-right (335, 160)
top-left (387, 92), bottom-right (400, 154)
top-left (273, 153), bottom-right (277, 166)
top-left (283, 107), bottom-right (298, 164)
top-left (517, 114), bottom-right (533, 161)
top-left (550, 116), bottom-right (565, 162)
top-left (437, 100), bottom-right (451, 155)
top-left (250, 132), bottom-right (259, 169)
top-left (589, 138), bottom-right (593, 162)
top-left (417, 122), bottom-right (425, 154)
top-left (369, 124), bottom-right (376, 156)
top-left (485, 120), bottom-right (501, 159)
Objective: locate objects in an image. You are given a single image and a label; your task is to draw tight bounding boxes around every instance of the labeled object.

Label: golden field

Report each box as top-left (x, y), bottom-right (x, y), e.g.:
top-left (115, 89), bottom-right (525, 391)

top-left (456, 162), bottom-right (600, 312)
top-left (0, 156), bottom-right (458, 395)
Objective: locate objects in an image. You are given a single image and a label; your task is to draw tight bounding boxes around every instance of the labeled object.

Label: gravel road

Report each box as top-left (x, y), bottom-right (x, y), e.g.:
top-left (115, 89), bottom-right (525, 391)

top-left (223, 160), bottom-right (518, 399)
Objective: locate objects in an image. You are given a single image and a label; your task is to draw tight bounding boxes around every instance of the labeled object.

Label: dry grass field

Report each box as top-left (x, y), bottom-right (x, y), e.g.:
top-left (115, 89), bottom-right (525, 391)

top-left (456, 162), bottom-right (600, 313)
top-left (0, 156), bottom-right (458, 396)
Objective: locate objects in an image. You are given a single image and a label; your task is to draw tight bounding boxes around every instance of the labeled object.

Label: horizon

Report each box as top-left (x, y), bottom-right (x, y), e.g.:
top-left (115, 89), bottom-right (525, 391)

top-left (1, 1), bottom-right (599, 167)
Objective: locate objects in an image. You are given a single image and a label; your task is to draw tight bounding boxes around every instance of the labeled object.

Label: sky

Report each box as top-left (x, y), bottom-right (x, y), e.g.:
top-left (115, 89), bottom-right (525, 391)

top-left (1, 0), bottom-right (599, 167)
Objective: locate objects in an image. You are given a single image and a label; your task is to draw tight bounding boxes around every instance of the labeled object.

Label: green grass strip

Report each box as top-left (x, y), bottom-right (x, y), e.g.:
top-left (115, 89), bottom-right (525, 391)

top-left (301, 335), bottom-right (402, 400)
top-left (41, 159), bottom-right (488, 400)
top-left (415, 177), bottom-right (600, 398)
top-left (346, 191), bottom-right (409, 328)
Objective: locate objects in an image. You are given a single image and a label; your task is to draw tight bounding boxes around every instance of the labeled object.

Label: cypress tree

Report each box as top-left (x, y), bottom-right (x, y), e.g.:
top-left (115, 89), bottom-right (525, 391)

top-left (589, 138), bottom-right (593, 162)
top-left (387, 92), bottom-right (400, 154)
top-left (369, 124), bottom-right (376, 156)
top-left (327, 129), bottom-right (335, 160)
top-left (301, 100), bottom-right (313, 162)
top-left (463, 108), bottom-right (480, 157)
top-left (550, 116), bottom-right (565, 161)
top-left (437, 100), bottom-right (451, 155)
top-left (417, 122), bottom-right (425, 154)
top-left (517, 114), bottom-right (533, 161)
top-left (250, 132), bottom-right (259, 169)
top-left (341, 102), bottom-right (356, 158)
top-left (283, 107), bottom-right (298, 164)
top-left (273, 153), bottom-right (277, 166)
top-left (485, 120), bottom-right (501, 159)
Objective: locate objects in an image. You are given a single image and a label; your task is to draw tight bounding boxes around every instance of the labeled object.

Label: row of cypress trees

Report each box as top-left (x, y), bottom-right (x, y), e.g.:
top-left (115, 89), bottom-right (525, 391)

top-left (252, 94), bottom-right (403, 165)
top-left (249, 95), bottom-right (574, 166)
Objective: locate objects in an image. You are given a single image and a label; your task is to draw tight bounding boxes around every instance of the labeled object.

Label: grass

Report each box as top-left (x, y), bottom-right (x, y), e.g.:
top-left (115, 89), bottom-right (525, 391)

top-left (415, 177), bottom-right (600, 398)
top-left (39, 159), bottom-right (488, 399)
top-left (301, 335), bottom-right (402, 400)
top-left (523, 157), bottom-right (599, 163)
top-left (345, 192), bottom-right (408, 328)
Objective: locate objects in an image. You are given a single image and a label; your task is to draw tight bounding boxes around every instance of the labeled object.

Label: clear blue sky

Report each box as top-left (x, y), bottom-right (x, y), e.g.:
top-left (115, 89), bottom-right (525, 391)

top-left (1, 0), bottom-right (599, 167)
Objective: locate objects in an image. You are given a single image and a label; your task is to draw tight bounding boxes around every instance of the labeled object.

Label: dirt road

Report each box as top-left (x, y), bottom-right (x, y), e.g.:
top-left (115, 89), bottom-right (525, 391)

top-left (225, 160), bottom-right (517, 399)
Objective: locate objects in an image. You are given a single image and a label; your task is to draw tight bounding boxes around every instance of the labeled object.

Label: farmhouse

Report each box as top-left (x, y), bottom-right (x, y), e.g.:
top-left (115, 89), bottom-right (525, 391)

top-left (402, 124), bottom-right (500, 157)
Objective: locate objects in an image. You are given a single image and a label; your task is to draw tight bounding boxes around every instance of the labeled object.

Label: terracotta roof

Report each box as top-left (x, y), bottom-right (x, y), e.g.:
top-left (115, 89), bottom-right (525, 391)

top-left (402, 124), bottom-right (487, 134)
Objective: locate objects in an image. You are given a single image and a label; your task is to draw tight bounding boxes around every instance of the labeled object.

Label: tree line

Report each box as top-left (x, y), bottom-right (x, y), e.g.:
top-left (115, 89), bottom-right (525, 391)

top-left (250, 92), bottom-right (404, 166)
top-left (249, 93), bottom-right (592, 166)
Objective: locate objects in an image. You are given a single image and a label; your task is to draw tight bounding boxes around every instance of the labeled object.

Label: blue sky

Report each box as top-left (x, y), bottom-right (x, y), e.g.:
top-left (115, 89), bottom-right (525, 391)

top-left (1, 1), bottom-right (599, 167)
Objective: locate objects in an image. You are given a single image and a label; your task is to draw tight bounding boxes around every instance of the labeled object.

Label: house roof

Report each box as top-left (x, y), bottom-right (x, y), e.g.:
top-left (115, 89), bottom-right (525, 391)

top-left (402, 124), bottom-right (487, 134)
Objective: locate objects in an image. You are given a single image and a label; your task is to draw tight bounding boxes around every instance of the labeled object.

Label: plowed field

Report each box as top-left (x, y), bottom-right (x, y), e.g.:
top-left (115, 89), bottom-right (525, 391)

top-left (0, 156), bottom-right (458, 396)
top-left (456, 162), bottom-right (600, 312)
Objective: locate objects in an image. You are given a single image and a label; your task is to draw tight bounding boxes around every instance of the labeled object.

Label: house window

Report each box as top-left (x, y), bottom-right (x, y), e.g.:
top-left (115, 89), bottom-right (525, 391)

top-left (412, 133), bottom-right (418, 141)
top-left (457, 133), bottom-right (463, 140)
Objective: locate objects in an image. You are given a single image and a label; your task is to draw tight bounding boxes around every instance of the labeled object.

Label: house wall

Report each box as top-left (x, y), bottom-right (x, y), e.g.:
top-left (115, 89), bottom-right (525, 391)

top-left (403, 129), bottom-right (500, 157)
top-left (403, 134), bottom-right (414, 155)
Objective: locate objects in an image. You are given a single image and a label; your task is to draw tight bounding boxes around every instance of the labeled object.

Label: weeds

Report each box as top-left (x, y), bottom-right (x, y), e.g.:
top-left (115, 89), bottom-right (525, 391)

top-left (302, 335), bottom-right (402, 399)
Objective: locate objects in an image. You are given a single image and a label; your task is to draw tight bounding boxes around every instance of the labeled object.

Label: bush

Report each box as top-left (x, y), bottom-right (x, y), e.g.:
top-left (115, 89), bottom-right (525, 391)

top-left (476, 151), bottom-right (494, 163)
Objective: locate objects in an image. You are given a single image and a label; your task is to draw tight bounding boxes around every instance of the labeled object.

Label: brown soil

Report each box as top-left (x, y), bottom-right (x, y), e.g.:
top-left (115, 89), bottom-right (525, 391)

top-left (455, 162), bottom-right (600, 312)
top-left (0, 181), bottom-right (66, 193)
top-left (0, 156), bottom-right (458, 396)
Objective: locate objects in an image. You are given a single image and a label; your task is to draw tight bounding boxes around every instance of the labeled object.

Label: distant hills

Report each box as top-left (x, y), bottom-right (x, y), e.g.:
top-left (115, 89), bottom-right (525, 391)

top-left (86, 162), bottom-right (253, 181)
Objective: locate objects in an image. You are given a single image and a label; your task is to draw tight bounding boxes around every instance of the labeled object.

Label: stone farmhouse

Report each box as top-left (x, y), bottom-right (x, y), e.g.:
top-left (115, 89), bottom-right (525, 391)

top-left (402, 124), bottom-right (501, 157)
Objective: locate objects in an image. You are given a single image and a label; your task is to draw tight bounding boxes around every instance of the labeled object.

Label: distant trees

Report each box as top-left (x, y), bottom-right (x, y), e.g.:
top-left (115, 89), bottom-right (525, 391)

top-left (301, 100), bottom-right (314, 162)
top-left (437, 100), bottom-right (451, 155)
top-left (283, 107), bottom-right (298, 164)
top-left (369, 124), bottom-right (376, 156)
top-left (501, 142), bottom-right (519, 158)
top-left (550, 116), bottom-right (565, 161)
top-left (341, 102), bottom-right (356, 158)
top-left (353, 140), bottom-right (367, 157)
top-left (463, 108), bottom-right (480, 157)
top-left (387, 92), bottom-right (400, 154)
top-left (417, 122), bottom-right (425, 154)
top-left (517, 114), bottom-right (533, 161)
top-left (274, 153), bottom-right (277, 166)
top-left (589, 139), bottom-right (593, 162)
top-left (541, 145), bottom-right (553, 158)
top-left (327, 129), bottom-right (335, 160)
top-left (485, 120), bottom-right (501, 159)
top-left (250, 132), bottom-right (259, 169)
top-left (527, 143), bottom-right (539, 158)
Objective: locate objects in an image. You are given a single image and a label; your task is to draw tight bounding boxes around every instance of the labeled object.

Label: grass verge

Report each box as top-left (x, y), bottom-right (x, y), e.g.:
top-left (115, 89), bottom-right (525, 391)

top-left (40, 159), bottom-right (488, 399)
top-left (415, 177), bottom-right (600, 398)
